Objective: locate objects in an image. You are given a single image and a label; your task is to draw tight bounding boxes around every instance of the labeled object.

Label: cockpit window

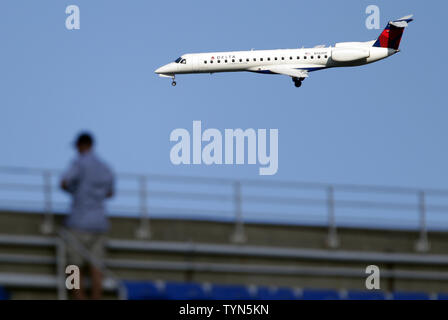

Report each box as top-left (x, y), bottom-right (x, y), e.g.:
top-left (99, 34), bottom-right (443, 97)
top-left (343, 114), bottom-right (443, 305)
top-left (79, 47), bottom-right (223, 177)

top-left (180, 59), bottom-right (186, 64)
top-left (174, 57), bottom-right (182, 63)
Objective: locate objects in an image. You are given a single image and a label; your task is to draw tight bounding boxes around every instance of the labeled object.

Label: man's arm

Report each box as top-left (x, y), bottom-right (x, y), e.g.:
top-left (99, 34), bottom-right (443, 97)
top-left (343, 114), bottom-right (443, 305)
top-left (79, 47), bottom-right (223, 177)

top-left (60, 159), bottom-right (81, 194)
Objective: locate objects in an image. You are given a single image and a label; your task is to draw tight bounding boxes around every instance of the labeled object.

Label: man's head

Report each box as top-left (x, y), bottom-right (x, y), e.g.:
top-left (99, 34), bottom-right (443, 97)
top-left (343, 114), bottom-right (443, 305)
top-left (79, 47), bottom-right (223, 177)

top-left (75, 132), bottom-right (94, 154)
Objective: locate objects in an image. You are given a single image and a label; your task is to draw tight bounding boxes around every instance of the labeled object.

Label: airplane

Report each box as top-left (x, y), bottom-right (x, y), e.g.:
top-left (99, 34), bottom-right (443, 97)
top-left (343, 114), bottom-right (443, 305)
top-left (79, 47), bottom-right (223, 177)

top-left (155, 15), bottom-right (413, 88)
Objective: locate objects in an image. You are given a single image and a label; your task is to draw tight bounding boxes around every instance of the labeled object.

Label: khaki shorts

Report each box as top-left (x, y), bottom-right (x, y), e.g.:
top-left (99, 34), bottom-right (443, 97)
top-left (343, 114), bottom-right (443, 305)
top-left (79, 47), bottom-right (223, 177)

top-left (66, 230), bottom-right (106, 268)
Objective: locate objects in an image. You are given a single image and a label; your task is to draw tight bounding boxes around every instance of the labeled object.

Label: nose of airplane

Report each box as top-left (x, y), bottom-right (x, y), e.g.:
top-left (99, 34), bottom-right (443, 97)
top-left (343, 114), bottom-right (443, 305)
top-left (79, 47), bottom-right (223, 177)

top-left (154, 66), bottom-right (164, 74)
top-left (155, 63), bottom-right (176, 74)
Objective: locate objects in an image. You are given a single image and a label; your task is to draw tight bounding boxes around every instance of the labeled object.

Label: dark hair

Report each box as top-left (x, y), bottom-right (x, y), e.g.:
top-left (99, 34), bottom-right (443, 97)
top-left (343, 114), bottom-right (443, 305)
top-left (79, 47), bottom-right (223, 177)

top-left (75, 132), bottom-right (94, 147)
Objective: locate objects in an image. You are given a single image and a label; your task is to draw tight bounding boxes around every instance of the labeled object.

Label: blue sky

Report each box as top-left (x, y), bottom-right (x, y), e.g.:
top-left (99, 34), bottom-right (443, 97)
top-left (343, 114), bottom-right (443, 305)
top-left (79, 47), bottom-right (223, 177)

top-left (0, 0), bottom-right (447, 190)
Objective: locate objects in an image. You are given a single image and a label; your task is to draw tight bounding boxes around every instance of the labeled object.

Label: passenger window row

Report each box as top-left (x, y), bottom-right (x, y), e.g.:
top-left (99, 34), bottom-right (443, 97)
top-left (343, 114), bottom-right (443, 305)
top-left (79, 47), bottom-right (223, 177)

top-left (204, 54), bottom-right (328, 64)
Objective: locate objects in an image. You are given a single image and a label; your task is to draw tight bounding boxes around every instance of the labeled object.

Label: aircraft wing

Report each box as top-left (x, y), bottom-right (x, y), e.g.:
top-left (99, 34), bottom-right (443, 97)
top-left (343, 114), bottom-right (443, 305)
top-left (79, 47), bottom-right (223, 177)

top-left (266, 67), bottom-right (309, 79)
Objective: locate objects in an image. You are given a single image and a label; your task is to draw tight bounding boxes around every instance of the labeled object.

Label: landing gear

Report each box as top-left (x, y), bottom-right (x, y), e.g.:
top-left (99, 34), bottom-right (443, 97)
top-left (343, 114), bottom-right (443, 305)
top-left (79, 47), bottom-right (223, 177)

top-left (292, 77), bottom-right (304, 88)
top-left (171, 75), bottom-right (177, 87)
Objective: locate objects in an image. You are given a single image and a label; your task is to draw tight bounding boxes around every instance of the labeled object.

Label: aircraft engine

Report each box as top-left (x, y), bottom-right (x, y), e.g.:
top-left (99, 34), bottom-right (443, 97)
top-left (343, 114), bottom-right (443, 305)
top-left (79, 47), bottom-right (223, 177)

top-left (331, 47), bottom-right (370, 62)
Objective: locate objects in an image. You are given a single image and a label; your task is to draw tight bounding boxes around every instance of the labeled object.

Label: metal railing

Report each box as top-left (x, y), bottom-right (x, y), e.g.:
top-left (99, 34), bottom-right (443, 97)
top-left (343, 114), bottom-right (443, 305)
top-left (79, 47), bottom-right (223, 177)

top-left (1, 166), bottom-right (448, 251)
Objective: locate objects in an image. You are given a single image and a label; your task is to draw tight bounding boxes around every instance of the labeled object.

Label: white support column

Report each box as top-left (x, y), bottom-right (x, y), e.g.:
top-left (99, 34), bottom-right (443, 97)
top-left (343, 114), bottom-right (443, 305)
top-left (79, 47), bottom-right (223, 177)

top-left (326, 185), bottom-right (339, 248)
top-left (415, 191), bottom-right (430, 252)
top-left (230, 181), bottom-right (246, 244)
top-left (56, 239), bottom-right (68, 300)
top-left (135, 175), bottom-right (151, 239)
top-left (41, 171), bottom-right (54, 235)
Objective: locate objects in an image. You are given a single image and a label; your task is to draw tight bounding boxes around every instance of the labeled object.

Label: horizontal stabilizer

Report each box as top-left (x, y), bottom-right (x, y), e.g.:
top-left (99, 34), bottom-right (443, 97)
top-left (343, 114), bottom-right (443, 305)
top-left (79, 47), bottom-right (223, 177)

top-left (394, 14), bottom-right (414, 22)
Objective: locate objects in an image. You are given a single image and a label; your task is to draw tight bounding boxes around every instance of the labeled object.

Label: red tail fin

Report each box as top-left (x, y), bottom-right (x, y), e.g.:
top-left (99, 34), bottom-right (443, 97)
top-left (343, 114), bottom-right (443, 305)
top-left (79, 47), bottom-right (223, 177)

top-left (373, 15), bottom-right (413, 50)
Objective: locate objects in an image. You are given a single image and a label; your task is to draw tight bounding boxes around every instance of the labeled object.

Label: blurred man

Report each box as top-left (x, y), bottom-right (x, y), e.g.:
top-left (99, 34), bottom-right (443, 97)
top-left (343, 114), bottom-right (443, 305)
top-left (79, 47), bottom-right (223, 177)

top-left (60, 132), bottom-right (115, 300)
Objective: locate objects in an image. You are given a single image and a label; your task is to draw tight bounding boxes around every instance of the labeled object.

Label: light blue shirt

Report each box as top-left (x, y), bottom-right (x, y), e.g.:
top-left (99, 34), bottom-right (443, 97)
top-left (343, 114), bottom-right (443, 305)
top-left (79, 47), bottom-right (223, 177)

top-left (61, 151), bottom-right (115, 233)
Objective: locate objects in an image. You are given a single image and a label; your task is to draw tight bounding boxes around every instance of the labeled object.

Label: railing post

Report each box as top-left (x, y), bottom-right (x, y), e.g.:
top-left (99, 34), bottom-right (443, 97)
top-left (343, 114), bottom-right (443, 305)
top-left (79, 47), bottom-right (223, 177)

top-left (40, 170), bottom-right (54, 235)
top-left (230, 181), bottom-right (246, 244)
top-left (326, 185), bottom-right (339, 248)
top-left (135, 175), bottom-right (151, 239)
top-left (415, 191), bottom-right (430, 252)
top-left (56, 239), bottom-right (67, 300)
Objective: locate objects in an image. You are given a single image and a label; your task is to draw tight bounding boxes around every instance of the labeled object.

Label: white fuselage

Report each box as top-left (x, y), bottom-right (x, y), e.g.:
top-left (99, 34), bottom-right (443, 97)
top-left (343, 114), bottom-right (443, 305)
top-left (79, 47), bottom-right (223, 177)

top-left (155, 41), bottom-right (397, 78)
